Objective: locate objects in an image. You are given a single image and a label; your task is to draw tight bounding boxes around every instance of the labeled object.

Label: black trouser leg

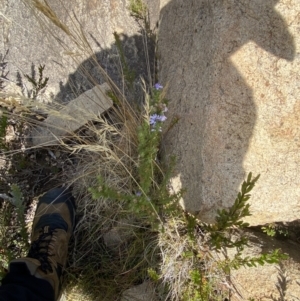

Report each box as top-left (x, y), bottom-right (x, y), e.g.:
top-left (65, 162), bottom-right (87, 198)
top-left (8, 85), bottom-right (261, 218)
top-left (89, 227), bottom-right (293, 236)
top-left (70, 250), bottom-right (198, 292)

top-left (0, 262), bottom-right (54, 301)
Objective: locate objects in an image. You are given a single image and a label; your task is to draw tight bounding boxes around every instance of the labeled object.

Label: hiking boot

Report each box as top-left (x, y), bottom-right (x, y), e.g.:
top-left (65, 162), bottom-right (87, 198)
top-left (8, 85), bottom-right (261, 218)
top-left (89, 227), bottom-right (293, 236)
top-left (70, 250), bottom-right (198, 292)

top-left (10, 187), bottom-right (76, 300)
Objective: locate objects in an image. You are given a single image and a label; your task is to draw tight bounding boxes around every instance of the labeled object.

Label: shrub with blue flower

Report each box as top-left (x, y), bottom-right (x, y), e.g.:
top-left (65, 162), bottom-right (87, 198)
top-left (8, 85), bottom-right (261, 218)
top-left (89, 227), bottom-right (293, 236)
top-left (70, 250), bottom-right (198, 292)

top-left (154, 83), bottom-right (163, 90)
top-left (149, 83), bottom-right (168, 131)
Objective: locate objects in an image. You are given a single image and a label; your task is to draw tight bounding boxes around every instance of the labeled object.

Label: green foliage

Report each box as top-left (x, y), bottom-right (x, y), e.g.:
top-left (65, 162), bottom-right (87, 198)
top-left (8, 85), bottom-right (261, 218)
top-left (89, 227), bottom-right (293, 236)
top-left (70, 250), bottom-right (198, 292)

top-left (89, 85), bottom-right (182, 228)
top-left (148, 268), bottom-right (160, 282)
top-left (177, 173), bottom-right (287, 300)
top-left (137, 120), bottom-right (160, 195)
top-left (0, 185), bottom-right (29, 280)
top-left (88, 82), bottom-right (287, 301)
top-left (0, 113), bottom-right (8, 150)
top-left (24, 63), bottom-right (49, 99)
top-left (150, 87), bottom-right (168, 114)
top-left (128, 0), bottom-right (153, 39)
top-left (277, 227), bottom-right (289, 238)
top-left (10, 185), bottom-right (29, 247)
top-left (262, 224), bottom-right (276, 237)
top-left (128, 0), bottom-right (147, 19)
top-left (262, 223), bottom-right (289, 239)
top-left (203, 173), bottom-right (260, 251)
top-left (106, 90), bottom-right (121, 106)
top-left (183, 269), bottom-right (212, 301)
top-left (198, 173), bottom-right (287, 275)
top-left (220, 249), bottom-right (288, 274)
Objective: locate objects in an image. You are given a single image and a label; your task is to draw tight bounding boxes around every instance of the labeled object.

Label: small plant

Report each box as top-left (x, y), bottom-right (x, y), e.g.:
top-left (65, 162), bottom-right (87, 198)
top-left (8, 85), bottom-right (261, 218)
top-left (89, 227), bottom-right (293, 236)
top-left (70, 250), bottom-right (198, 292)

top-left (203, 173), bottom-right (260, 251)
top-left (220, 249), bottom-right (288, 274)
top-left (262, 224), bottom-right (276, 237)
top-left (24, 63), bottom-right (49, 99)
top-left (262, 223), bottom-right (289, 239)
top-left (10, 185), bottom-right (29, 246)
top-left (89, 84), bottom-right (288, 301)
top-left (148, 268), bottom-right (160, 282)
top-left (202, 173), bottom-right (287, 273)
top-left (0, 185), bottom-right (29, 281)
top-left (113, 32), bottom-right (136, 90)
top-left (128, 0), bottom-right (147, 20)
top-left (183, 269), bottom-right (212, 301)
top-left (0, 114), bottom-right (8, 150)
top-left (158, 172), bottom-right (288, 301)
top-left (89, 83), bottom-right (177, 228)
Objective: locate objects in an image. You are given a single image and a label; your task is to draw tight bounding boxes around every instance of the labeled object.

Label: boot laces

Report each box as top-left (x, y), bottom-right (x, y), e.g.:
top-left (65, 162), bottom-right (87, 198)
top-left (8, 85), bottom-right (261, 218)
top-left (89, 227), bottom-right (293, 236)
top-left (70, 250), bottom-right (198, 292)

top-left (28, 226), bottom-right (57, 273)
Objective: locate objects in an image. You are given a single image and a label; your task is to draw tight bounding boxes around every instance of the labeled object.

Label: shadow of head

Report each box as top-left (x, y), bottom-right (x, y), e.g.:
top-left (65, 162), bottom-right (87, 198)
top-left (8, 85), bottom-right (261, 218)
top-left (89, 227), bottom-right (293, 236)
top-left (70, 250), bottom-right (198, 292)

top-left (160, 0), bottom-right (295, 62)
top-left (237, 0), bottom-right (295, 61)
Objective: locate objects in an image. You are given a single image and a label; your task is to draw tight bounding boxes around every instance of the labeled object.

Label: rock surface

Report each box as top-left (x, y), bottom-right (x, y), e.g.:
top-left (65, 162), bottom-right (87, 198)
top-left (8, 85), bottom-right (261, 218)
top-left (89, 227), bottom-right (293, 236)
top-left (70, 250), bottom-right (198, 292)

top-left (30, 83), bottom-right (112, 146)
top-left (121, 281), bottom-right (158, 301)
top-left (222, 231), bottom-right (300, 301)
top-left (158, 0), bottom-right (300, 225)
top-left (0, 0), bottom-right (158, 104)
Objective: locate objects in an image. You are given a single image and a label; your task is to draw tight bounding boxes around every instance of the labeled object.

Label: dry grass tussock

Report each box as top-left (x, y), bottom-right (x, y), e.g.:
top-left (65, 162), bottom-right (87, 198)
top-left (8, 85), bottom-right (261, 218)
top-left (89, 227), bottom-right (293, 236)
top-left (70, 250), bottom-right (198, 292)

top-left (1, 0), bottom-right (167, 300)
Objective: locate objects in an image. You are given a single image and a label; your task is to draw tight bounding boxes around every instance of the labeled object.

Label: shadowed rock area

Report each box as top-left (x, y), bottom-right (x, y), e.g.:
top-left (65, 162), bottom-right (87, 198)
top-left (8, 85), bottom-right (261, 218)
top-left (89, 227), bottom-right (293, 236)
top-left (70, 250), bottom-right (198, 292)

top-left (158, 0), bottom-right (299, 226)
top-left (0, 0), bottom-right (157, 103)
top-left (31, 83), bottom-right (113, 146)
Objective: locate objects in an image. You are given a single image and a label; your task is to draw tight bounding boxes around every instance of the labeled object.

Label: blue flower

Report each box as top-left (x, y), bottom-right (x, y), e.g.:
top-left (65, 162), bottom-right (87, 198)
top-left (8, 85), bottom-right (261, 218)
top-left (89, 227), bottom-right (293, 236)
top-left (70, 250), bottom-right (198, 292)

top-left (149, 114), bottom-right (167, 126)
top-left (150, 114), bottom-right (159, 125)
top-left (156, 115), bottom-right (167, 122)
top-left (154, 83), bottom-right (163, 90)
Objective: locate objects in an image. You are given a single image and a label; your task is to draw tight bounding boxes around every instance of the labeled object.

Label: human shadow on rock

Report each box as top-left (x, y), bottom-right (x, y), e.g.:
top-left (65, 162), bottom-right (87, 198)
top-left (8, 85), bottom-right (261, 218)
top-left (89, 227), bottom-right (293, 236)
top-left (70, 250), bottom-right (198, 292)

top-left (158, 0), bottom-right (295, 221)
top-left (55, 33), bottom-right (155, 105)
